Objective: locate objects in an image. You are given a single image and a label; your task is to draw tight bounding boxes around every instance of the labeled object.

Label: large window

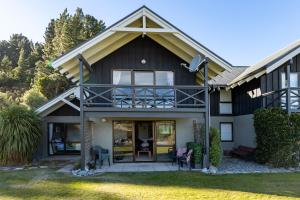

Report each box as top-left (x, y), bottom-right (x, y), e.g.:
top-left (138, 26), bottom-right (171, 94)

top-left (219, 89), bottom-right (232, 114)
top-left (220, 122), bottom-right (233, 142)
top-left (48, 123), bottom-right (81, 155)
top-left (112, 70), bottom-right (174, 108)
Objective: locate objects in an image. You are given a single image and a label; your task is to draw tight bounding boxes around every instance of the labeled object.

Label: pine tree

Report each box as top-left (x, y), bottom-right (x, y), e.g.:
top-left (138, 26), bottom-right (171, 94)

top-left (44, 19), bottom-right (56, 60)
top-left (0, 55), bottom-right (12, 71)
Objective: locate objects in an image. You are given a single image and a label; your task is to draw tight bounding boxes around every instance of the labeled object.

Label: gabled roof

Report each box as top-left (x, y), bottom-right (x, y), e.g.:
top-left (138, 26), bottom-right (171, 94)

top-left (51, 6), bottom-right (232, 83)
top-left (229, 40), bottom-right (300, 88)
top-left (36, 87), bottom-right (80, 117)
top-left (209, 66), bottom-right (247, 86)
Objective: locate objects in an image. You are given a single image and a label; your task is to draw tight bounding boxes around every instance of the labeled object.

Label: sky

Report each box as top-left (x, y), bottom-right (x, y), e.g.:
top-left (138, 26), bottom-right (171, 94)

top-left (1, 0), bottom-right (300, 66)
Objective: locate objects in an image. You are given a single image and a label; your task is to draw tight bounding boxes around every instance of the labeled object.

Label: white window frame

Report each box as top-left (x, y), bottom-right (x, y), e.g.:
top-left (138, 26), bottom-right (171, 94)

top-left (220, 122), bottom-right (233, 142)
top-left (219, 89), bottom-right (232, 114)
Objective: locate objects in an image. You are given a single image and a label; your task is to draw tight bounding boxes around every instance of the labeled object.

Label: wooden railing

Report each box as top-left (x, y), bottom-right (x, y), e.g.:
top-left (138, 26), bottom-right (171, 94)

top-left (261, 87), bottom-right (300, 112)
top-left (81, 84), bottom-right (206, 109)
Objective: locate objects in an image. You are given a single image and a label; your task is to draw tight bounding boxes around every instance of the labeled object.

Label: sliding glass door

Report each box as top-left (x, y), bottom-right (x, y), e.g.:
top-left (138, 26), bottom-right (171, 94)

top-left (113, 121), bottom-right (134, 162)
top-left (155, 121), bottom-right (176, 161)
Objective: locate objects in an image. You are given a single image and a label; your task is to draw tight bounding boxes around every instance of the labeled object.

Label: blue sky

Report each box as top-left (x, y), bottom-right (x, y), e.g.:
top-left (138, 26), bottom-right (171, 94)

top-left (1, 0), bottom-right (300, 66)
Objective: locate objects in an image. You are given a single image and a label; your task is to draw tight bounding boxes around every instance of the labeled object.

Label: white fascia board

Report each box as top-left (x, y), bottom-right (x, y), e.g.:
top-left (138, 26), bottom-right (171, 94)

top-left (51, 10), bottom-right (144, 69)
top-left (266, 46), bottom-right (300, 74)
top-left (36, 87), bottom-right (79, 114)
top-left (110, 27), bottom-right (177, 33)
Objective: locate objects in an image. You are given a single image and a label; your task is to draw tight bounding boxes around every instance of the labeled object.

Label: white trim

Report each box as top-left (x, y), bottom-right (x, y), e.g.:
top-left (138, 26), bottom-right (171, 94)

top-left (266, 46), bottom-right (300, 73)
top-left (61, 99), bottom-right (80, 111)
top-left (51, 6), bottom-right (232, 80)
top-left (36, 87), bottom-right (80, 115)
top-left (110, 27), bottom-right (177, 33)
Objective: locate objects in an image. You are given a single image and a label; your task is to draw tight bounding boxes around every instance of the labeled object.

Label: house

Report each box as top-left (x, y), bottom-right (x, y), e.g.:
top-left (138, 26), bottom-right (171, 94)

top-left (36, 6), bottom-right (300, 169)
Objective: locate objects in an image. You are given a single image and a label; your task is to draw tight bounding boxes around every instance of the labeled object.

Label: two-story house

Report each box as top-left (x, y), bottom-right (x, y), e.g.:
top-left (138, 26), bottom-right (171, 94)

top-left (36, 6), bottom-right (300, 169)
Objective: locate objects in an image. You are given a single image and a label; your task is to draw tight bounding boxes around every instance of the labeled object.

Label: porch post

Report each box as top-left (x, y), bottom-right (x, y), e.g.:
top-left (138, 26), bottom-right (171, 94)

top-left (287, 59), bottom-right (291, 115)
top-left (79, 59), bottom-right (86, 170)
top-left (203, 58), bottom-right (210, 169)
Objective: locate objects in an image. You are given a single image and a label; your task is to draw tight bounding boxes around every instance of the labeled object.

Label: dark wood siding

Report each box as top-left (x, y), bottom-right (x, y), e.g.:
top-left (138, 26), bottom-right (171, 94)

top-left (48, 99), bottom-right (80, 116)
top-left (89, 35), bottom-right (195, 85)
top-left (232, 78), bottom-right (262, 115)
top-left (260, 53), bottom-right (300, 108)
top-left (210, 91), bottom-right (220, 116)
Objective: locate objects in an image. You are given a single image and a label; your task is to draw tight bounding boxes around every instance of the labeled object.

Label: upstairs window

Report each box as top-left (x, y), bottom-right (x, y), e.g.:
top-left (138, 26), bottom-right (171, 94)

top-left (219, 89), bottom-right (232, 114)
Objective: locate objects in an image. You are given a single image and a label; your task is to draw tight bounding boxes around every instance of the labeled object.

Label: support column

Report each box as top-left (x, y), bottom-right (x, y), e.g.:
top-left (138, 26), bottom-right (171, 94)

top-left (203, 58), bottom-right (210, 169)
top-left (79, 60), bottom-right (86, 170)
top-left (287, 60), bottom-right (291, 115)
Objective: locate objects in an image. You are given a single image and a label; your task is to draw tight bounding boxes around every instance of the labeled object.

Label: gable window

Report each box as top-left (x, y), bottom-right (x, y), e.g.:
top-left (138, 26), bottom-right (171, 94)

top-left (219, 89), bottom-right (232, 114)
top-left (220, 122), bottom-right (233, 142)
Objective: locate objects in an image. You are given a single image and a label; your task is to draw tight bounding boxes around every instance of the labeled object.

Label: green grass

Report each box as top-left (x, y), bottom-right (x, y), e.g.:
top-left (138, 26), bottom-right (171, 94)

top-left (0, 169), bottom-right (300, 200)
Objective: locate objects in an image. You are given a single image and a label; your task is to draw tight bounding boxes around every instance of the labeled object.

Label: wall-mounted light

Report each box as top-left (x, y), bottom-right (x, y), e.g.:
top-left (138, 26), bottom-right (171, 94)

top-left (69, 94), bottom-right (75, 99)
top-left (101, 118), bottom-right (107, 123)
top-left (141, 59), bottom-right (146, 64)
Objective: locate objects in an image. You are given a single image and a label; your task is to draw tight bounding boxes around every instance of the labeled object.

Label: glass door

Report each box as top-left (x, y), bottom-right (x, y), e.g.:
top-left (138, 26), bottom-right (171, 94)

top-left (155, 121), bottom-right (176, 161)
top-left (134, 71), bottom-right (154, 108)
top-left (113, 121), bottom-right (134, 162)
top-left (281, 72), bottom-right (299, 109)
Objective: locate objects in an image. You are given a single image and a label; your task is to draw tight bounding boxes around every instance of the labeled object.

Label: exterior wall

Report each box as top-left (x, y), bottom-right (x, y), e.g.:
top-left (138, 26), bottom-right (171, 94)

top-left (233, 114), bottom-right (256, 148)
top-left (232, 78), bottom-right (262, 115)
top-left (210, 116), bottom-right (234, 151)
top-left (91, 118), bottom-right (197, 163)
top-left (89, 35), bottom-right (196, 86)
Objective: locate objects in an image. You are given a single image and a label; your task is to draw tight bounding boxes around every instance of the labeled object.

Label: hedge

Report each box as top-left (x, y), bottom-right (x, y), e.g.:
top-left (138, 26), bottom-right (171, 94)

top-left (253, 108), bottom-right (300, 167)
top-left (209, 127), bottom-right (222, 167)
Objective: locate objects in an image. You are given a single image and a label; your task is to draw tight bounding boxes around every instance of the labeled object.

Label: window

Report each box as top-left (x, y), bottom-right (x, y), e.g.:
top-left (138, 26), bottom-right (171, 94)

top-left (281, 72), bottom-right (299, 109)
top-left (113, 70), bottom-right (131, 85)
top-left (220, 122), bottom-right (233, 142)
top-left (155, 71), bottom-right (174, 86)
top-left (112, 70), bottom-right (175, 108)
top-left (48, 123), bottom-right (81, 155)
top-left (219, 89), bottom-right (232, 114)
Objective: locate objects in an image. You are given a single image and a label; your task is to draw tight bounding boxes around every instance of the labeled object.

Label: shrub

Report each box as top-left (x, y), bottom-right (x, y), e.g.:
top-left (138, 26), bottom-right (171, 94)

top-left (0, 105), bottom-right (41, 165)
top-left (254, 108), bottom-right (300, 167)
top-left (187, 142), bottom-right (202, 167)
top-left (209, 127), bottom-right (222, 167)
top-left (22, 88), bottom-right (47, 110)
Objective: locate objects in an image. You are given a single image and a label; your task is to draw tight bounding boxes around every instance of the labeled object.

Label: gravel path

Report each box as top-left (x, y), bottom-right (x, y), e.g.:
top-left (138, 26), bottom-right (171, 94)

top-left (217, 157), bottom-right (300, 174)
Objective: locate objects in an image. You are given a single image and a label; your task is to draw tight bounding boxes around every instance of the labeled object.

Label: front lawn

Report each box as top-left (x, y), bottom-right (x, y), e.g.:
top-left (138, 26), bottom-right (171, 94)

top-left (0, 169), bottom-right (299, 200)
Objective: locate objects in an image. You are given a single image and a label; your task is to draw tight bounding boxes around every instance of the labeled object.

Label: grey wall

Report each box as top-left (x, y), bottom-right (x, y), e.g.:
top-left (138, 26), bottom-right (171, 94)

top-left (233, 114), bottom-right (256, 148)
top-left (210, 116), bottom-right (234, 151)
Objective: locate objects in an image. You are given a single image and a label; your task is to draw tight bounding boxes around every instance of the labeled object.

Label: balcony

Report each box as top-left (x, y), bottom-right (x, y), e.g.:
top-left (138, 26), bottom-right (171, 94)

top-left (81, 84), bottom-right (206, 112)
top-left (261, 87), bottom-right (300, 112)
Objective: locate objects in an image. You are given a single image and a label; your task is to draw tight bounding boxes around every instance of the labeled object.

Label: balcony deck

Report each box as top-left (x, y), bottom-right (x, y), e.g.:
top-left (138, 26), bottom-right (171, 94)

top-left (81, 84), bottom-right (207, 114)
top-left (261, 87), bottom-right (300, 113)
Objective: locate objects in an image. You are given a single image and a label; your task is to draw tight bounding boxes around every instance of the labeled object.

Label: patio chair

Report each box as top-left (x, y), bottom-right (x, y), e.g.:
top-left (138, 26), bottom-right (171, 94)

top-left (178, 149), bottom-right (193, 170)
top-left (167, 145), bottom-right (177, 165)
top-left (91, 145), bottom-right (110, 168)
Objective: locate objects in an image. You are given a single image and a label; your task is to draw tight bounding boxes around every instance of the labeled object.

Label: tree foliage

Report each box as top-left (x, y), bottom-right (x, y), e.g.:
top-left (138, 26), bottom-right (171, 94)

top-left (209, 127), bottom-right (222, 167)
top-left (254, 108), bottom-right (300, 167)
top-left (0, 105), bottom-right (41, 165)
top-left (0, 8), bottom-right (105, 109)
top-left (22, 88), bottom-right (47, 110)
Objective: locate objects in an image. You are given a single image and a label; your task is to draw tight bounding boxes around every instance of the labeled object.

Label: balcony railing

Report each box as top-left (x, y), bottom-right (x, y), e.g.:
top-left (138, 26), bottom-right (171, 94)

top-left (261, 87), bottom-right (300, 112)
top-left (81, 84), bottom-right (206, 110)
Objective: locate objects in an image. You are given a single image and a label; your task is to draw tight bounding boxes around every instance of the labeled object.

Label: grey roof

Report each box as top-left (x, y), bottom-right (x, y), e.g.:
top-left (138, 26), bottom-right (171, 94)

top-left (209, 66), bottom-right (248, 86)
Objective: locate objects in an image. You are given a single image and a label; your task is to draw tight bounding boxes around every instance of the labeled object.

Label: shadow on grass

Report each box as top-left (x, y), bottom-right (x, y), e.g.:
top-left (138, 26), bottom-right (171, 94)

top-left (0, 169), bottom-right (300, 199)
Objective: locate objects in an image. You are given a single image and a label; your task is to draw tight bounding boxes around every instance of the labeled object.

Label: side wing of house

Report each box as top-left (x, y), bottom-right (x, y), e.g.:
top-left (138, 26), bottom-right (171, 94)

top-left (209, 40), bottom-right (300, 152)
